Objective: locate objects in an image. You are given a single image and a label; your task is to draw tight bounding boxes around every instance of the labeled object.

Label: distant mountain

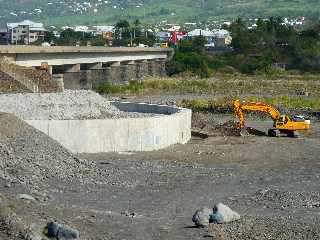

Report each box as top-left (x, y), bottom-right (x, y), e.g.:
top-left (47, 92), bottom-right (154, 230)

top-left (0, 0), bottom-right (319, 27)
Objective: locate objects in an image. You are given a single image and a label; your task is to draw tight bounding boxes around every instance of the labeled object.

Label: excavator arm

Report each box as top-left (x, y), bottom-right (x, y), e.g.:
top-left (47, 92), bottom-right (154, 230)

top-left (233, 99), bottom-right (281, 128)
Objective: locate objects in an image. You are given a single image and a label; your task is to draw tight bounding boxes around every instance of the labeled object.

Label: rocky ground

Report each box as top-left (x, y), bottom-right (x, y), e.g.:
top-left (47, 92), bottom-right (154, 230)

top-left (0, 90), bottom-right (158, 120)
top-left (0, 93), bottom-right (320, 240)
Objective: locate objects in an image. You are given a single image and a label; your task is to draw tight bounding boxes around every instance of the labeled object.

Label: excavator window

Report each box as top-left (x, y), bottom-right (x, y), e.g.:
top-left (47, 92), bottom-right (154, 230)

top-left (277, 116), bottom-right (285, 125)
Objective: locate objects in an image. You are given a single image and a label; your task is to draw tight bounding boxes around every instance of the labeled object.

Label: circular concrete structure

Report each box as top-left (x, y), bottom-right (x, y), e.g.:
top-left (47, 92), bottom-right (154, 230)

top-left (26, 102), bottom-right (192, 153)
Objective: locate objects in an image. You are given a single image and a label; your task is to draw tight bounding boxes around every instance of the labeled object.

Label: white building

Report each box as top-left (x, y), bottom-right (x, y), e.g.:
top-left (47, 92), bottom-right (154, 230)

top-left (94, 25), bottom-right (114, 35)
top-left (7, 20), bottom-right (46, 44)
top-left (212, 29), bottom-right (232, 47)
top-left (188, 29), bottom-right (214, 37)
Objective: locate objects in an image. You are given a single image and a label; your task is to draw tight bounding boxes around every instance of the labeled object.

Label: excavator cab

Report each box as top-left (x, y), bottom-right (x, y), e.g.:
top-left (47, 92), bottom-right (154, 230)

top-left (274, 115), bottom-right (288, 126)
top-left (273, 114), bottom-right (310, 137)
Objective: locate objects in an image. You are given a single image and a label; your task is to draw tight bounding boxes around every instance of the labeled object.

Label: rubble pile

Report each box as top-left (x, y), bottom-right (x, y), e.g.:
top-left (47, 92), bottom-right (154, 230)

top-left (192, 113), bottom-right (242, 136)
top-left (0, 90), bottom-right (156, 120)
top-left (0, 113), bottom-right (108, 190)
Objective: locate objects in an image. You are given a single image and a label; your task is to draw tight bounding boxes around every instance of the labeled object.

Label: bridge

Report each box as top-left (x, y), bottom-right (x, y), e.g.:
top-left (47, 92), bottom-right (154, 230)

top-left (0, 46), bottom-right (173, 90)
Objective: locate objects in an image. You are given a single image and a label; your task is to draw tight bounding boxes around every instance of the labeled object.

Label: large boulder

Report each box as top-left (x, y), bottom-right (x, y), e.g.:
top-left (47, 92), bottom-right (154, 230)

top-left (47, 222), bottom-right (79, 240)
top-left (210, 203), bottom-right (240, 224)
top-left (192, 207), bottom-right (213, 227)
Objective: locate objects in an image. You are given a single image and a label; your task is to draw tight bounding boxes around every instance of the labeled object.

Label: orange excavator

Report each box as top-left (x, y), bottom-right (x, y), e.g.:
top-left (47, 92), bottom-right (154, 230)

top-left (233, 99), bottom-right (310, 137)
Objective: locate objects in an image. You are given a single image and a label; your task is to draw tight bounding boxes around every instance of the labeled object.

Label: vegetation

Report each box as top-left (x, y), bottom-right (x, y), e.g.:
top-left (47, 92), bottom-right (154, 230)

top-left (95, 71), bottom-right (320, 111)
top-left (55, 29), bottom-right (105, 46)
top-left (169, 18), bottom-right (320, 77)
top-left (180, 96), bottom-right (320, 113)
top-left (168, 36), bottom-right (213, 78)
top-left (113, 19), bottom-right (156, 47)
top-left (40, 19), bottom-right (155, 46)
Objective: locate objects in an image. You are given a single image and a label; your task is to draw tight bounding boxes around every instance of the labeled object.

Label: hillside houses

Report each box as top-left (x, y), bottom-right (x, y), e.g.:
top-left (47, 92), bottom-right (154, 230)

top-left (0, 18), bottom-right (233, 49)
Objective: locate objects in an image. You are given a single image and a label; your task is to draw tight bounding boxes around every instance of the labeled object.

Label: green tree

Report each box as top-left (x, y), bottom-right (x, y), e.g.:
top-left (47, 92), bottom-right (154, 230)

top-left (115, 20), bottom-right (130, 40)
top-left (57, 28), bottom-right (92, 46)
top-left (229, 18), bottom-right (253, 52)
top-left (44, 31), bottom-right (56, 43)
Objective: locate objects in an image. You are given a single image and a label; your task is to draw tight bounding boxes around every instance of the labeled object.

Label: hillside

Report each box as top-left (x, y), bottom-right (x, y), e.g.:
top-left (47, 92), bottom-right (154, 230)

top-left (0, 0), bottom-right (319, 27)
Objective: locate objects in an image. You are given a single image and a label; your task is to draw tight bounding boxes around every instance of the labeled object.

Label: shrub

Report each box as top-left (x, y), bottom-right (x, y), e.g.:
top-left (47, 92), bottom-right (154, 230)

top-left (167, 61), bottom-right (185, 76)
top-left (95, 81), bottom-right (122, 94)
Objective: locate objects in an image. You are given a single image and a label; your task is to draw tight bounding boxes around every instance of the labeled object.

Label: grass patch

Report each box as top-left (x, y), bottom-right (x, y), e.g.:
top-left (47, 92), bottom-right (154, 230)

top-left (95, 79), bottom-right (215, 95)
top-left (95, 73), bottom-right (320, 97)
top-left (180, 97), bottom-right (234, 113)
top-left (179, 96), bottom-right (320, 113)
top-left (95, 74), bottom-right (320, 112)
top-left (247, 96), bottom-right (320, 110)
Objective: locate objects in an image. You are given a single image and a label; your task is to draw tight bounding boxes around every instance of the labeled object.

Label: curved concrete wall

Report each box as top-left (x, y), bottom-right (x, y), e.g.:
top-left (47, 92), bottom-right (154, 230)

top-left (26, 102), bottom-right (191, 153)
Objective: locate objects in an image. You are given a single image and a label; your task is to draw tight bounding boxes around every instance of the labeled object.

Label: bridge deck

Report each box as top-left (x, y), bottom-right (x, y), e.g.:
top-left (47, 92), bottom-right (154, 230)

top-left (0, 46), bottom-right (172, 54)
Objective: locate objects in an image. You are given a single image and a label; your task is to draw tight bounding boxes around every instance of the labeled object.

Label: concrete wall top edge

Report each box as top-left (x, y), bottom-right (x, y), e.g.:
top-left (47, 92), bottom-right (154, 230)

top-left (0, 46), bottom-right (173, 54)
top-left (110, 101), bottom-right (190, 115)
top-left (24, 102), bottom-right (191, 121)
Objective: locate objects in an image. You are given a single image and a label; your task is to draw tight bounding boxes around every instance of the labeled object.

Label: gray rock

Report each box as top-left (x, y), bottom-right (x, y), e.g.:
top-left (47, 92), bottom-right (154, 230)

top-left (192, 207), bottom-right (213, 227)
top-left (47, 222), bottom-right (79, 240)
top-left (16, 194), bottom-right (36, 201)
top-left (25, 233), bottom-right (42, 240)
top-left (210, 203), bottom-right (240, 224)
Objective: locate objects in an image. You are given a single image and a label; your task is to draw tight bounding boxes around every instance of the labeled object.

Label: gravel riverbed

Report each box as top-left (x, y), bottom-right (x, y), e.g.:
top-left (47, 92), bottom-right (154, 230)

top-left (0, 91), bottom-right (320, 239)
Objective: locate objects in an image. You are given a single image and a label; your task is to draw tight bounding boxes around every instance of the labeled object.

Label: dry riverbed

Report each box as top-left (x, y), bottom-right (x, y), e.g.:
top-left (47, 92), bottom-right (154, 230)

top-left (1, 107), bottom-right (320, 239)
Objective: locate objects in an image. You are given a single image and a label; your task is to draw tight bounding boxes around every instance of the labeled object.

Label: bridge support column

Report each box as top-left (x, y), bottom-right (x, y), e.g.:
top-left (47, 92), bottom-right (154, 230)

top-left (47, 65), bottom-right (53, 75)
top-left (109, 62), bottom-right (122, 84)
top-left (62, 63), bottom-right (91, 90)
top-left (90, 67), bottom-right (111, 89)
top-left (87, 62), bottom-right (103, 70)
top-left (148, 60), bottom-right (158, 77)
top-left (121, 61), bottom-right (136, 83)
top-left (64, 64), bottom-right (81, 73)
top-left (136, 60), bottom-right (149, 79)
top-left (52, 74), bottom-right (64, 91)
top-left (157, 59), bottom-right (167, 77)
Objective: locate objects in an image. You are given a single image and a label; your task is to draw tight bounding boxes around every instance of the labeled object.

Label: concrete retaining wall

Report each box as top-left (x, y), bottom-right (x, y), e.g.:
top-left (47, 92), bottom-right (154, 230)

top-left (26, 102), bottom-right (191, 153)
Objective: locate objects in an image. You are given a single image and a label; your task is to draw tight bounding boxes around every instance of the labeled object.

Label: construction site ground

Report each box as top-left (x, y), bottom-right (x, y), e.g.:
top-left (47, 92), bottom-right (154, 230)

top-left (1, 93), bottom-right (320, 239)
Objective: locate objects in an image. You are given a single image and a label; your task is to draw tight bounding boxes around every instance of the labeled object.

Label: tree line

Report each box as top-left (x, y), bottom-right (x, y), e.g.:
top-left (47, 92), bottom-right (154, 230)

top-left (169, 17), bottom-right (320, 77)
top-left (42, 19), bottom-right (156, 47)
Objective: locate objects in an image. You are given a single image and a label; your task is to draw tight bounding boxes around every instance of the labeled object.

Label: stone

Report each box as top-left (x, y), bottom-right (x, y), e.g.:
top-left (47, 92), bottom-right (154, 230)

top-left (47, 222), bottom-right (59, 237)
top-left (25, 233), bottom-right (42, 240)
top-left (192, 207), bottom-right (213, 227)
top-left (210, 203), bottom-right (240, 224)
top-left (16, 194), bottom-right (36, 201)
top-left (47, 222), bottom-right (79, 240)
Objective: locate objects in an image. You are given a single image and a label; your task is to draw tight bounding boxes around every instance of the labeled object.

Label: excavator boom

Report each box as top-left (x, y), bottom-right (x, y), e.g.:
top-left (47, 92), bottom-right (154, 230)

top-left (233, 100), bottom-right (281, 128)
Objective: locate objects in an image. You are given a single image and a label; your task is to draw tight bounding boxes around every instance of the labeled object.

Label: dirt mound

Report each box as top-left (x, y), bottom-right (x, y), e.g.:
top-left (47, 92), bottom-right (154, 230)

top-left (218, 120), bottom-right (242, 136)
top-left (0, 113), bottom-right (106, 190)
top-left (192, 113), bottom-right (241, 136)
